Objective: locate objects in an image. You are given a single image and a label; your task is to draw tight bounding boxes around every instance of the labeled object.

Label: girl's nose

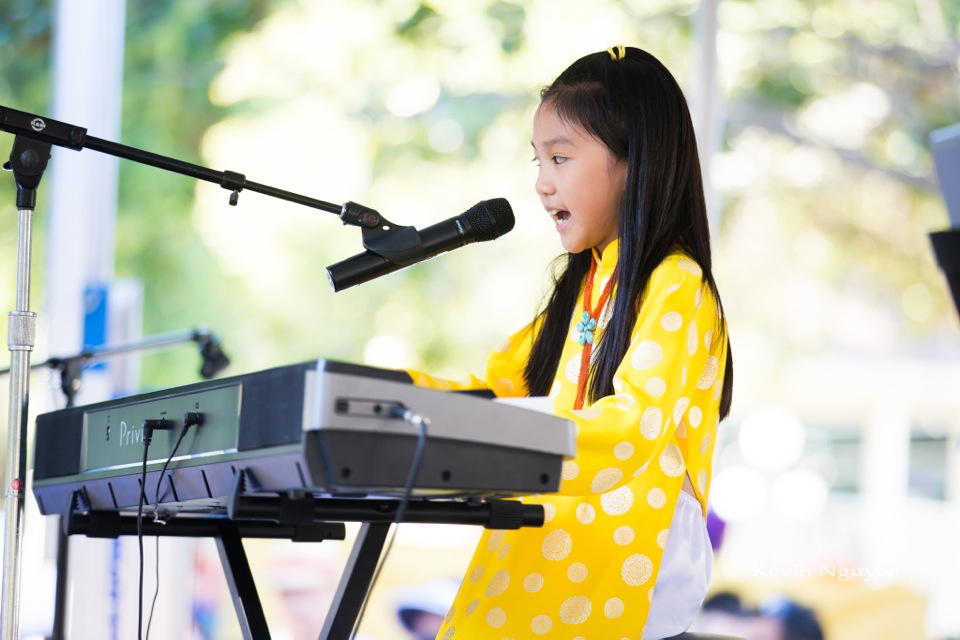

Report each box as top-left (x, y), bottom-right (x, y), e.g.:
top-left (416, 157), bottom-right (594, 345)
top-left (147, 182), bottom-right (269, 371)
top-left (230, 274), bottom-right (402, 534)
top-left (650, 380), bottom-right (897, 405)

top-left (535, 168), bottom-right (554, 197)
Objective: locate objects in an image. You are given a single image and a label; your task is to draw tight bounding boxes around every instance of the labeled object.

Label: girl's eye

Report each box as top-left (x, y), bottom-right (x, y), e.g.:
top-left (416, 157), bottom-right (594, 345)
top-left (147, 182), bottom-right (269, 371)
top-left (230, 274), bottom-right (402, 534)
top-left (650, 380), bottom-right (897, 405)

top-left (532, 156), bottom-right (541, 166)
top-left (553, 155), bottom-right (567, 165)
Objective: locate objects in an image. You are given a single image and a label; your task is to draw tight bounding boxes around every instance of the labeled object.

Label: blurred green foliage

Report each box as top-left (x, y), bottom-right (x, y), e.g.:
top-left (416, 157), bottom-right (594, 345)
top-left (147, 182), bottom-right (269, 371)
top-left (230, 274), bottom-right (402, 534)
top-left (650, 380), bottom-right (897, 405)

top-left (1, 0), bottom-right (958, 400)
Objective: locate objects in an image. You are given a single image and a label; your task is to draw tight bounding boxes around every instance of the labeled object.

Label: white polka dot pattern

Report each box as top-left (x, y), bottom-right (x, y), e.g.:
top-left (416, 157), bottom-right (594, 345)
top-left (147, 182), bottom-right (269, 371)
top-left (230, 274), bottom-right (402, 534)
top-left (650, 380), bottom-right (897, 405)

top-left (688, 406), bottom-right (703, 428)
top-left (614, 441), bottom-right (635, 460)
top-left (600, 486), bottom-right (634, 515)
top-left (631, 341), bottom-right (664, 370)
top-left (622, 554), bottom-right (654, 586)
top-left (640, 407), bottom-right (662, 440)
top-left (612, 374), bottom-right (624, 393)
top-left (675, 420), bottom-right (687, 439)
top-left (657, 529), bottom-right (670, 549)
top-left (659, 444), bottom-right (685, 477)
top-left (567, 563), bottom-right (588, 583)
top-left (523, 573), bottom-right (545, 593)
top-left (542, 502), bottom-right (556, 522)
top-left (687, 320), bottom-right (699, 355)
top-left (486, 608), bottom-right (507, 628)
top-left (677, 258), bottom-right (702, 275)
top-left (573, 405), bottom-right (603, 419)
top-left (591, 468), bottom-right (622, 493)
top-left (661, 312), bottom-right (683, 332)
top-left (493, 377), bottom-right (515, 395)
top-left (613, 525), bottom-right (635, 545)
top-left (415, 252), bottom-right (728, 638)
top-left (494, 339), bottom-right (513, 353)
top-left (613, 393), bottom-right (635, 410)
top-left (486, 569), bottom-right (510, 597)
top-left (698, 356), bottom-right (719, 389)
top-left (559, 596), bottom-right (592, 624)
top-left (645, 377), bottom-right (667, 396)
top-left (542, 530), bottom-right (573, 561)
top-left (488, 530), bottom-right (506, 552)
top-left (531, 614), bottom-right (552, 634)
top-left (647, 488), bottom-right (667, 509)
top-left (565, 353), bottom-right (582, 384)
top-left (575, 503), bottom-right (595, 524)
top-left (673, 396), bottom-right (690, 426)
top-left (605, 597), bottom-right (625, 618)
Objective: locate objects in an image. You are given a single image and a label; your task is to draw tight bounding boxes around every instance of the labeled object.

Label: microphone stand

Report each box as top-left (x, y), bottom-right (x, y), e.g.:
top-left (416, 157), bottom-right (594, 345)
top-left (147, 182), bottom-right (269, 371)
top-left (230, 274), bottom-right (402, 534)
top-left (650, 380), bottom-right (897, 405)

top-left (1, 132), bottom-right (50, 640)
top-left (0, 326), bottom-right (229, 640)
top-left (0, 103), bottom-right (398, 640)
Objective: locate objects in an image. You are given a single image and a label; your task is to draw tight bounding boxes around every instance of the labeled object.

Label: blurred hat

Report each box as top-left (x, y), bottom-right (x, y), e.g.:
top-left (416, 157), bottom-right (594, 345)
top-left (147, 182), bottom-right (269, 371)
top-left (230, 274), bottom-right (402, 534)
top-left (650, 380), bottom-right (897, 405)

top-left (393, 578), bottom-right (460, 630)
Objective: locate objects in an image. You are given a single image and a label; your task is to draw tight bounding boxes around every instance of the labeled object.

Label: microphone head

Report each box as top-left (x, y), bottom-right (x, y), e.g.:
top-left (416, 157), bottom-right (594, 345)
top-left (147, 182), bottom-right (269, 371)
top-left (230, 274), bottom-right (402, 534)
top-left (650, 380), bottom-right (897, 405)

top-left (466, 198), bottom-right (515, 241)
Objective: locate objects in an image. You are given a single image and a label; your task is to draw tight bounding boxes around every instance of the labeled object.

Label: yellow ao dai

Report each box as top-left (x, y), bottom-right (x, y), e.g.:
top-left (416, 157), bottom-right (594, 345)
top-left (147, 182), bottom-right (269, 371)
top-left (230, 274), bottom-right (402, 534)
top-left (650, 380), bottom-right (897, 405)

top-left (408, 241), bottom-right (728, 639)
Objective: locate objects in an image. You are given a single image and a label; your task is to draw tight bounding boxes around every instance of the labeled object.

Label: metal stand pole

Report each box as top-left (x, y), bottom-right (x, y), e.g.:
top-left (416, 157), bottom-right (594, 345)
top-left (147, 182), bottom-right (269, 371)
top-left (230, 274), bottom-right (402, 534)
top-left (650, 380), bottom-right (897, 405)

top-left (1, 135), bottom-right (51, 640)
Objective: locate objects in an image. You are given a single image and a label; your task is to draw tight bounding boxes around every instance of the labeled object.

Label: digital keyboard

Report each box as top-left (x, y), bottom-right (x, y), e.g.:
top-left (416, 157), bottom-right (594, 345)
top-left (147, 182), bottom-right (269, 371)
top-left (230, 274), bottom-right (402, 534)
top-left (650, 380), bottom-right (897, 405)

top-left (31, 359), bottom-right (577, 516)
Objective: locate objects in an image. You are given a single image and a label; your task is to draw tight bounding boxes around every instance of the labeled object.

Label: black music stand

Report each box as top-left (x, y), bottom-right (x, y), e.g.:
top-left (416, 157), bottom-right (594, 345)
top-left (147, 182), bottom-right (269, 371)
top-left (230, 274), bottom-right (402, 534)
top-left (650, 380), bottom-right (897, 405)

top-left (930, 124), bottom-right (960, 319)
top-left (929, 229), bottom-right (960, 319)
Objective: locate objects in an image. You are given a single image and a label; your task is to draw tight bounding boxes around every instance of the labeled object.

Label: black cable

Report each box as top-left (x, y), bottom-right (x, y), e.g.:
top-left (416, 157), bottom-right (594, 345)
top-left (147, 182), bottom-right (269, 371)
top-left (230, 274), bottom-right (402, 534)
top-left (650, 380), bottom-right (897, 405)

top-left (136, 430), bottom-right (152, 640)
top-left (145, 419), bottom-right (195, 639)
top-left (146, 537), bottom-right (161, 640)
top-left (134, 418), bottom-right (173, 640)
top-left (152, 423), bottom-right (192, 521)
top-left (350, 406), bottom-right (429, 638)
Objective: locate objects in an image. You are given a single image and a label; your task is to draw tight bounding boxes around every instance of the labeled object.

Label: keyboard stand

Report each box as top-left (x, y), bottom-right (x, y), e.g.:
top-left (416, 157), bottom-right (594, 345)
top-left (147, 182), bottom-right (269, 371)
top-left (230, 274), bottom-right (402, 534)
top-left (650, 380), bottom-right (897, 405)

top-left (55, 469), bottom-right (546, 640)
top-left (59, 487), bottom-right (345, 640)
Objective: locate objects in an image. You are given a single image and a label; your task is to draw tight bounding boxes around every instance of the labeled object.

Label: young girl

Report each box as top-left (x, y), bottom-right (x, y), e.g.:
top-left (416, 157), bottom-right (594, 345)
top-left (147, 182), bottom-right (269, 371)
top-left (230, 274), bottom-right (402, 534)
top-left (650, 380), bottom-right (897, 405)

top-left (408, 45), bottom-right (733, 639)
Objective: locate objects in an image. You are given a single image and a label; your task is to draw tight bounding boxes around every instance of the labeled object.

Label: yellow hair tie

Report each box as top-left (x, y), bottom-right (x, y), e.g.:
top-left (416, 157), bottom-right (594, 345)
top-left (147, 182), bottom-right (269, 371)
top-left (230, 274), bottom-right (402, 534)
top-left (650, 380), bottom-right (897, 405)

top-left (607, 45), bottom-right (626, 61)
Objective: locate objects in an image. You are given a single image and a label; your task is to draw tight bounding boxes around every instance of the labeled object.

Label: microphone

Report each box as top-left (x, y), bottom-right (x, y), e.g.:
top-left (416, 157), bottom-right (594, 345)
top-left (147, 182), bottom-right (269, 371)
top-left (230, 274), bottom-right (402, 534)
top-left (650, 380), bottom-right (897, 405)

top-left (193, 329), bottom-right (231, 379)
top-left (326, 198), bottom-right (515, 291)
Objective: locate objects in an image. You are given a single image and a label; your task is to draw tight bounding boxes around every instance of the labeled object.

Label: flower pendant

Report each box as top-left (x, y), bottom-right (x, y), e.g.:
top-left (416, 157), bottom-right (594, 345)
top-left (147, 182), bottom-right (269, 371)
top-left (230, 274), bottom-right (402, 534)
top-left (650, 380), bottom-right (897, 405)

top-left (576, 311), bottom-right (597, 346)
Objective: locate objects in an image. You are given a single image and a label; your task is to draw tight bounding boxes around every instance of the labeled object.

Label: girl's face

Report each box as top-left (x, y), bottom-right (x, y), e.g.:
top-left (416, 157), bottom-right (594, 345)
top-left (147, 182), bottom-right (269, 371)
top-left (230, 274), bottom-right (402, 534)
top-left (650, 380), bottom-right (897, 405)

top-left (532, 102), bottom-right (627, 257)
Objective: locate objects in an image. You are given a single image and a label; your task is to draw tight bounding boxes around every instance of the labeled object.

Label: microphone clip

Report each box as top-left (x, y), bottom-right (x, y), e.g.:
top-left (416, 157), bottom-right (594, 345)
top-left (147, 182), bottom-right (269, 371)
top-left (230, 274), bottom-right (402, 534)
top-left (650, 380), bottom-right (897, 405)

top-left (340, 201), bottom-right (425, 265)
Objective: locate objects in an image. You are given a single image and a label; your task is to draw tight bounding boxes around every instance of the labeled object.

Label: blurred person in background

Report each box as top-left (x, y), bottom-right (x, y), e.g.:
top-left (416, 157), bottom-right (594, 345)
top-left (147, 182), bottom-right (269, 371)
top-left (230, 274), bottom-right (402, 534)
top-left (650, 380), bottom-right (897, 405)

top-left (695, 591), bottom-right (825, 640)
top-left (269, 549), bottom-right (341, 640)
top-left (393, 578), bottom-right (460, 640)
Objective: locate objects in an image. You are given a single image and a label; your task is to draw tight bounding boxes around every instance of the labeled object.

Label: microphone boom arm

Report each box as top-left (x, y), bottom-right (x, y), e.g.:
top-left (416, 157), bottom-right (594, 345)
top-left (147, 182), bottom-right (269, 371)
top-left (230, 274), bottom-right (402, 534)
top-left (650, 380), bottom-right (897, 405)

top-left (1, 104), bottom-right (343, 213)
top-left (2, 103), bottom-right (439, 269)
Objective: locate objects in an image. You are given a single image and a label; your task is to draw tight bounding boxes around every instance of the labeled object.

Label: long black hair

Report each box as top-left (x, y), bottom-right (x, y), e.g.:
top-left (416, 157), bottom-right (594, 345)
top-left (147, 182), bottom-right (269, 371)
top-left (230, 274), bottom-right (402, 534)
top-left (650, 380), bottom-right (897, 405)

top-left (523, 46), bottom-right (734, 420)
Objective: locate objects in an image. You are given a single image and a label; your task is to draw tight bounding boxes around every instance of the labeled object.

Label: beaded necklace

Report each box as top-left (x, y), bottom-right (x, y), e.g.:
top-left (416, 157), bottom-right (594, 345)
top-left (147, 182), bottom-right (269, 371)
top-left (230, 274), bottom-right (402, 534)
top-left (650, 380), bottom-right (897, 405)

top-left (574, 259), bottom-right (616, 410)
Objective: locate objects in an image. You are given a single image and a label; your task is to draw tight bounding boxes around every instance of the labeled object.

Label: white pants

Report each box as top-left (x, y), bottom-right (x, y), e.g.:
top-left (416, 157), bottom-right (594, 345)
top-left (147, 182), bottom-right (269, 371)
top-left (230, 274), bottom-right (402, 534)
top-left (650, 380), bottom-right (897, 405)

top-left (643, 490), bottom-right (714, 639)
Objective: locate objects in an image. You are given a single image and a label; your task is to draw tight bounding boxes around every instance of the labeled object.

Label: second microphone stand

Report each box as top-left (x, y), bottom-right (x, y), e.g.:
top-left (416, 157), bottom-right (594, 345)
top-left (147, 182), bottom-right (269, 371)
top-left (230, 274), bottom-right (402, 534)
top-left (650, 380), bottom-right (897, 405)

top-left (0, 327), bottom-right (230, 640)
